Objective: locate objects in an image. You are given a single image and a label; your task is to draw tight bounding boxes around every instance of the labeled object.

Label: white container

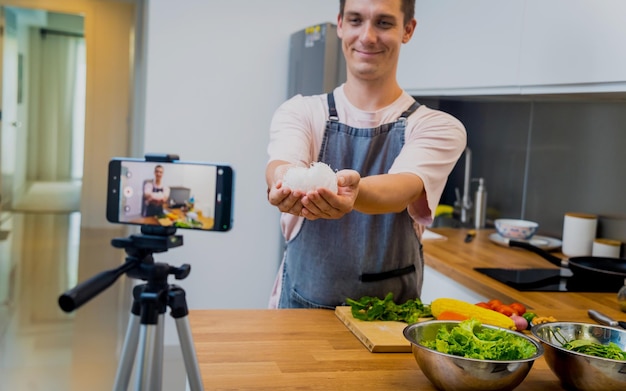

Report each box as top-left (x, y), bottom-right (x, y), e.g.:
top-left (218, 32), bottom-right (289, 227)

top-left (562, 212), bottom-right (598, 257)
top-left (592, 238), bottom-right (621, 258)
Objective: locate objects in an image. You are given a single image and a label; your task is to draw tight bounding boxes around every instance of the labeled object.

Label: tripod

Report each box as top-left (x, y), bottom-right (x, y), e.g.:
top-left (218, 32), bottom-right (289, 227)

top-left (59, 227), bottom-right (204, 391)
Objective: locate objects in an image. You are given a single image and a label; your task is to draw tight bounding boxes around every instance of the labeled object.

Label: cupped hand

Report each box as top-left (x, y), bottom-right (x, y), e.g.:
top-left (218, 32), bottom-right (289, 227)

top-left (300, 169), bottom-right (360, 220)
top-left (268, 181), bottom-right (306, 216)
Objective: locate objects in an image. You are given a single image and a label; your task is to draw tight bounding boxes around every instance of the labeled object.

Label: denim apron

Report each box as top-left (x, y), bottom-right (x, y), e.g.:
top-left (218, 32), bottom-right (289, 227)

top-left (145, 185), bottom-right (165, 217)
top-left (278, 92), bottom-right (423, 309)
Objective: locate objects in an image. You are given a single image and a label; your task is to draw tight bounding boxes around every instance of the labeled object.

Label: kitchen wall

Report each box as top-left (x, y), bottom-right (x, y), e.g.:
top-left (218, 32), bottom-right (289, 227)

top-left (430, 96), bottom-right (626, 241)
top-left (141, 1), bottom-right (626, 347)
top-left (143, 0), bottom-right (339, 344)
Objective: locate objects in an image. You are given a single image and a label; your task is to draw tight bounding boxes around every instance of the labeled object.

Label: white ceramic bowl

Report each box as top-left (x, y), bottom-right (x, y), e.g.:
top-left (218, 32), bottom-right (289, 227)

top-left (495, 219), bottom-right (539, 240)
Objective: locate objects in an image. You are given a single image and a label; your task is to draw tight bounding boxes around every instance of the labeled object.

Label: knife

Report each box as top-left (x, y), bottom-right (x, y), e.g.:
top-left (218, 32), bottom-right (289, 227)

top-left (587, 309), bottom-right (626, 329)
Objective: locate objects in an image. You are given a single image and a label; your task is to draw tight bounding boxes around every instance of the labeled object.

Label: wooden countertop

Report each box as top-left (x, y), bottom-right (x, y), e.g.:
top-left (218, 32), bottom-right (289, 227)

top-left (127, 207), bottom-right (214, 229)
top-left (422, 228), bottom-right (624, 316)
top-left (188, 227), bottom-right (626, 390)
top-left (189, 308), bottom-right (616, 390)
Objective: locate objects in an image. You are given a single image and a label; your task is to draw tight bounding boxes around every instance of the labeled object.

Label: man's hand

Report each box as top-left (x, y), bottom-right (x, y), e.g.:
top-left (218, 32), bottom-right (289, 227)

top-left (268, 182), bottom-right (306, 216)
top-left (266, 161), bottom-right (360, 220)
top-left (267, 162), bottom-right (307, 216)
top-left (300, 169), bottom-right (360, 220)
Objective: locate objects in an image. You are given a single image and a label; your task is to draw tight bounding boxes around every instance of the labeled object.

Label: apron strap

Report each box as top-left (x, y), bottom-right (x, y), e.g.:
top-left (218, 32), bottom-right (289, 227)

top-left (399, 100), bottom-right (421, 120)
top-left (327, 92), bottom-right (339, 122)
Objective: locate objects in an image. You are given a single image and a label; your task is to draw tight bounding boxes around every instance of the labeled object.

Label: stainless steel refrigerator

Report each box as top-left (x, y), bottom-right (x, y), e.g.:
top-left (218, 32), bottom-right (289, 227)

top-left (287, 22), bottom-right (346, 98)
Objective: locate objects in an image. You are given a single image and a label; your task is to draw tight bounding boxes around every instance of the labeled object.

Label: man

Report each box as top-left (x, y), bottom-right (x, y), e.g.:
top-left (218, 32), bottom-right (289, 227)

top-left (266, 0), bottom-right (466, 308)
top-left (143, 164), bottom-right (170, 217)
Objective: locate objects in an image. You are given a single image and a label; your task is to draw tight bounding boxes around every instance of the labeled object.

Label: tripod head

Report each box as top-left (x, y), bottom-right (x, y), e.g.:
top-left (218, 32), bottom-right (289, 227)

top-left (58, 225), bottom-right (189, 313)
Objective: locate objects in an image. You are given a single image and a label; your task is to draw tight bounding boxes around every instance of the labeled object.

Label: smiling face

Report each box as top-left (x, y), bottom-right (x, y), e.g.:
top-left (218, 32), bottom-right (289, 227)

top-left (154, 165), bottom-right (164, 183)
top-left (337, 0), bottom-right (416, 84)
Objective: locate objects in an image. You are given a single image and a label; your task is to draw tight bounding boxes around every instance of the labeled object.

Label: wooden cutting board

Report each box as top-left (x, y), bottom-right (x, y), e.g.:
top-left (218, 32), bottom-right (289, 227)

top-left (334, 306), bottom-right (414, 353)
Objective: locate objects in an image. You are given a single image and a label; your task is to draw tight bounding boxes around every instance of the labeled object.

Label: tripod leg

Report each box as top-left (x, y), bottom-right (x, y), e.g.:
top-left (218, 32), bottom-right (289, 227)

top-left (135, 323), bottom-right (159, 391)
top-left (150, 314), bottom-right (166, 391)
top-left (113, 313), bottom-right (141, 391)
top-left (113, 288), bottom-right (143, 391)
top-left (169, 286), bottom-right (204, 391)
top-left (175, 317), bottom-right (204, 391)
top-left (134, 288), bottom-right (166, 391)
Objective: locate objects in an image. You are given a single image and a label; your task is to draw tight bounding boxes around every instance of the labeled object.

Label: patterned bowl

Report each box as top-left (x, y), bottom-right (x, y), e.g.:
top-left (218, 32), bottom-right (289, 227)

top-left (495, 219), bottom-right (539, 240)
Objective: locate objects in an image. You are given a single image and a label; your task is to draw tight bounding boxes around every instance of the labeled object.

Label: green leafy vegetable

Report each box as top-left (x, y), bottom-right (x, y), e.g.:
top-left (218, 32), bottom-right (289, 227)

top-left (422, 318), bottom-right (537, 360)
top-left (551, 328), bottom-right (626, 360)
top-left (346, 292), bottom-right (432, 324)
top-left (174, 219), bottom-right (203, 229)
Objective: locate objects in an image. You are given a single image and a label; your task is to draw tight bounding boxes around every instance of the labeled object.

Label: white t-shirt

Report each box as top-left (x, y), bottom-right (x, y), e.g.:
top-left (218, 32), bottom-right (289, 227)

top-left (267, 84), bottom-right (466, 241)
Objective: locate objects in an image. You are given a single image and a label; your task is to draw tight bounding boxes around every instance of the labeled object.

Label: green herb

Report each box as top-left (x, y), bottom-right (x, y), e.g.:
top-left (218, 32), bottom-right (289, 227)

top-left (346, 292), bottom-right (432, 324)
top-left (174, 219), bottom-right (203, 229)
top-left (422, 318), bottom-right (537, 360)
top-left (551, 328), bottom-right (626, 360)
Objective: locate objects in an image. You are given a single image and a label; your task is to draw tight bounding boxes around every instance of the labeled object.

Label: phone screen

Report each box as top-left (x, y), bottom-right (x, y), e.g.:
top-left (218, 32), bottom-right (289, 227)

top-left (107, 158), bottom-right (233, 231)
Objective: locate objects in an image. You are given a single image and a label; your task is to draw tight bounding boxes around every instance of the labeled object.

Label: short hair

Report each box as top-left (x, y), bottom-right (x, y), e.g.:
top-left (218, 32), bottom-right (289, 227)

top-left (339, 0), bottom-right (415, 25)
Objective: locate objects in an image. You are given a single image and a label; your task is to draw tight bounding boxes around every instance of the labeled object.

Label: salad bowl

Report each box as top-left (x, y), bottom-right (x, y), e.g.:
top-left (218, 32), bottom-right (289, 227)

top-left (403, 319), bottom-right (543, 391)
top-left (531, 321), bottom-right (626, 391)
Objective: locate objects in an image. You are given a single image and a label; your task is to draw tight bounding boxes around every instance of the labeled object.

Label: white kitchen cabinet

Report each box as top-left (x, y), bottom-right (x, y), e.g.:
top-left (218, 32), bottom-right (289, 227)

top-left (400, 0), bottom-right (626, 96)
top-left (519, 0), bottom-right (626, 94)
top-left (398, 1), bottom-right (525, 95)
top-left (421, 265), bottom-right (487, 304)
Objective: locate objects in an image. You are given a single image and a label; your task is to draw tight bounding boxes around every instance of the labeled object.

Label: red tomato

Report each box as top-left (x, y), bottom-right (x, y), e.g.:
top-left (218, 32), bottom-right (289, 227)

top-left (496, 305), bottom-right (516, 316)
top-left (488, 299), bottom-right (503, 310)
top-left (509, 302), bottom-right (526, 316)
top-left (475, 302), bottom-right (491, 310)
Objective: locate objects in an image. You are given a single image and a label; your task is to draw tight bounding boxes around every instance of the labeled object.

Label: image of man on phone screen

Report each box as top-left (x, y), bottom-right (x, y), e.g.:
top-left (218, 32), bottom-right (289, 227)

top-left (143, 164), bottom-right (170, 217)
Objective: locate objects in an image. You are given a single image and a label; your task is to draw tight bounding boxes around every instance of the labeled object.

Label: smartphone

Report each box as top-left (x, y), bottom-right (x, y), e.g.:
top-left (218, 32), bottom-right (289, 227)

top-left (106, 157), bottom-right (234, 231)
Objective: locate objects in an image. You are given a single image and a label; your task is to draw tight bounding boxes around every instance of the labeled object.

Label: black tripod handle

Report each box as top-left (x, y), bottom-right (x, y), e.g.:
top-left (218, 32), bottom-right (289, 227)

top-left (58, 260), bottom-right (137, 312)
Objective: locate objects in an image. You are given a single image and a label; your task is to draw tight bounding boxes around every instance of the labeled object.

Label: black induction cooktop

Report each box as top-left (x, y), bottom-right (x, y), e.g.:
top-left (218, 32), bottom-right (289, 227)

top-left (474, 267), bottom-right (620, 292)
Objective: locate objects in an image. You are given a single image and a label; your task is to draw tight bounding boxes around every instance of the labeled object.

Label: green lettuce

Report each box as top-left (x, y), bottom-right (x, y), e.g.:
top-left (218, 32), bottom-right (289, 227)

top-left (552, 328), bottom-right (626, 360)
top-left (422, 318), bottom-right (537, 360)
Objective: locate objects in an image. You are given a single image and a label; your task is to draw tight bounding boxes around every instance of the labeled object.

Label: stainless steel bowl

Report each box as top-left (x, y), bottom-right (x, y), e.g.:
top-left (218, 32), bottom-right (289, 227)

top-left (531, 321), bottom-right (626, 391)
top-left (403, 320), bottom-right (543, 391)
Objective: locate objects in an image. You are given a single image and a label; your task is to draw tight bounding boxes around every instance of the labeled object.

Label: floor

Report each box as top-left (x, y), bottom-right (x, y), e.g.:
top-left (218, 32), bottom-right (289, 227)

top-left (0, 208), bottom-right (187, 390)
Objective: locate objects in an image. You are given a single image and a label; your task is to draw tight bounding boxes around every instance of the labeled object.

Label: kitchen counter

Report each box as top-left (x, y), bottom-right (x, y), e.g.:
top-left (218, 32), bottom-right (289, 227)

top-left (189, 308), bottom-right (612, 390)
top-left (423, 228), bottom-right (624, 316)
top-left (127, 207), bottom-right (215, 229)
top-left (188, 227), bottom-right (626, 390)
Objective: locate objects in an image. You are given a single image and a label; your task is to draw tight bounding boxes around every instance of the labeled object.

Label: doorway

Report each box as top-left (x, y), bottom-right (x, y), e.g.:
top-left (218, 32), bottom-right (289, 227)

top-left (0, 6), bottom-right (85, 214)
top-left (0, 2), bottom-right (140, 388)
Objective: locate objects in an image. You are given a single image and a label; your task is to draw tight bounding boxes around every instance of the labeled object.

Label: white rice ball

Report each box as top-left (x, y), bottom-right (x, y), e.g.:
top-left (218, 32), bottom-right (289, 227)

top-left (283, 162), bottom-right (338, 193)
